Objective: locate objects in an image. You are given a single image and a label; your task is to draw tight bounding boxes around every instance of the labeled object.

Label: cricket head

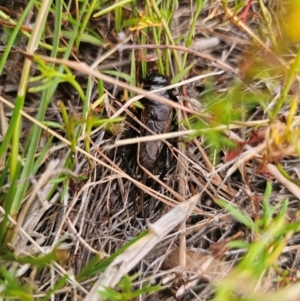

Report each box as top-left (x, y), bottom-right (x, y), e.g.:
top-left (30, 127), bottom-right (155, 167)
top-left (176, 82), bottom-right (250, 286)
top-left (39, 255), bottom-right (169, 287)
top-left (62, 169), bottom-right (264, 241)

top-left (143, 74), bottom-right (170, 90)
top-left (142, 73), bottom-right (177, 103)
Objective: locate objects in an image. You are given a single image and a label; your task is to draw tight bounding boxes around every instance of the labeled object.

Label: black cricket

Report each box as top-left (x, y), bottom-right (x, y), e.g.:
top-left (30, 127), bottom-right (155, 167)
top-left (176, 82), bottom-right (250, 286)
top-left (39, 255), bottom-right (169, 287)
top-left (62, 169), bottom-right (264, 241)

top-left (139, 74), bottom-right (177, 218)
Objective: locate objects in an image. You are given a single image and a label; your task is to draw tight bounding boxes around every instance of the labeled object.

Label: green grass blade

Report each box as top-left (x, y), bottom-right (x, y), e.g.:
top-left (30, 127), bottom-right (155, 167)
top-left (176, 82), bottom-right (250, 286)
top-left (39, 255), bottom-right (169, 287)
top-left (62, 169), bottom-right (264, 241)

top-left (216, 198), bottom-right (254, 230)
top-left (0, 1), bottom-right (36, 75)
top-left (93, 0), bottom-right (133, 17)
top-left (10, 1), bottom-right (87, 218)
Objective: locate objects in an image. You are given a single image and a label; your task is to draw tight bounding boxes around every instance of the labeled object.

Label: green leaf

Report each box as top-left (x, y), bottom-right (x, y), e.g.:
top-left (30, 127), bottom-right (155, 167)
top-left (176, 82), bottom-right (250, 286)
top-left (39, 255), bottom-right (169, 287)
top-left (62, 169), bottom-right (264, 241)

top-left (227, 240), bottom-right (250, 249)
top-left (76, 231), bottom-right (148, 281)
top-left (93, 0), bottom-right (134, 17)
top-left (171, 62), bottom-right (195, 84)
top-left (216, 199), bottom-right (254, 230)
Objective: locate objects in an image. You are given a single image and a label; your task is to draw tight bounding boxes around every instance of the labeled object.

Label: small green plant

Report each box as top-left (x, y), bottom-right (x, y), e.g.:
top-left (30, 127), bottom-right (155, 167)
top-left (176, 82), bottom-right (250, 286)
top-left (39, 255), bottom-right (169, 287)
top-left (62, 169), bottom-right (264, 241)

top-left (98, 274), bottom-right (162, 301)
top-left (0, 247), bottom-right (68, 300)
top-left (214, 182), bottom-right (300, 301)
top-left (0, 267), bottom-right (34, 301)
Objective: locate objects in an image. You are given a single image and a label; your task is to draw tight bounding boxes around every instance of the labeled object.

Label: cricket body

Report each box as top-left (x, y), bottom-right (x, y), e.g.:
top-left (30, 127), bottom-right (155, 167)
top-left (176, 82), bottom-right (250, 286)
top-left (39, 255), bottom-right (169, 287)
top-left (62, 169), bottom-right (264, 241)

top-left (139, 74), bottom-right (177, 171)
top-left (139, 74), bottom-right (177, 218)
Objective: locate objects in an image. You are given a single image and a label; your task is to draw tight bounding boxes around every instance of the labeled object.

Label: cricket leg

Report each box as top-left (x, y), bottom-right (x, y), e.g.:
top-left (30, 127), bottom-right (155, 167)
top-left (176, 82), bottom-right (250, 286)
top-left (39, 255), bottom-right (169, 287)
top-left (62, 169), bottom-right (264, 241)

top-left (140, 171), bottom-right (147, 220)
top-left (158, 145), bottom-right (171, 182)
